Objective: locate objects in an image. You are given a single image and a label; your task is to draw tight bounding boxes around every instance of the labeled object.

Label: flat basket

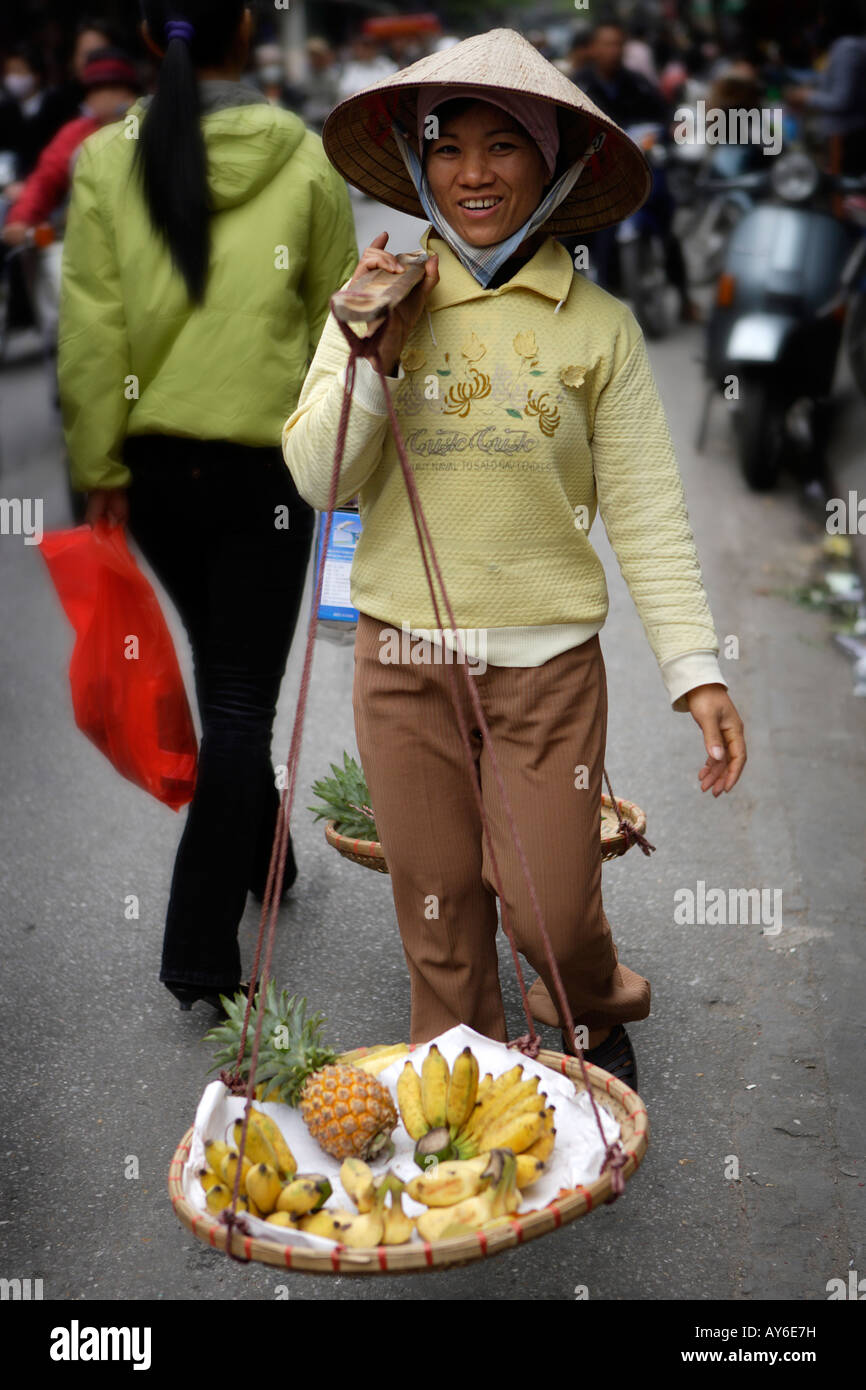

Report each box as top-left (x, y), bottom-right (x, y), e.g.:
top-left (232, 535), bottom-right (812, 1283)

top-left (168, 1047), bottom-right (649, 1275)
top-left (324, 793), bottom-right (647, 873)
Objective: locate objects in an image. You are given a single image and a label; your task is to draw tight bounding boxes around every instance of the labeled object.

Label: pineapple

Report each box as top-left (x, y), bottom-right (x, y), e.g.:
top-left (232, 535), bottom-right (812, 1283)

top-left (308, 751), bottom-right (379, 841)
top-left (207, 986), bottom-right (397, 1163)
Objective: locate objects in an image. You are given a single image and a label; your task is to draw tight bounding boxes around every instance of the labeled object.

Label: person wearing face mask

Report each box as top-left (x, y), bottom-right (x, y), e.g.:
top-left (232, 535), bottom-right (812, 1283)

top-left (282, 30), bottom-right (747, 1089)
top-left (0, 45), bottom-right (69, 197)
top-left (3, 51), bottom-right (141, 248)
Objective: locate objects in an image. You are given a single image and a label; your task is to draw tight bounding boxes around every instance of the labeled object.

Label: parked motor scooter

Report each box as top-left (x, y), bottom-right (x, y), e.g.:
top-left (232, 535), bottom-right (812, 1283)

top-left (698, 149), bottom-right (866, 490)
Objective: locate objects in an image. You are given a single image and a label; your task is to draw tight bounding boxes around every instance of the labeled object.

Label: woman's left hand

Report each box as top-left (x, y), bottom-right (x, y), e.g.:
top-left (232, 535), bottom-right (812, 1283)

top-left (686, 683), bottom-right (746, 796)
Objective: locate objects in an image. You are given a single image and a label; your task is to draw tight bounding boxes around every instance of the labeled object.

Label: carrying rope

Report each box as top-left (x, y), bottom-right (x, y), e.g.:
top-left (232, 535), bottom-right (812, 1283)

top-left (219, 297), bottom-right (653, 1242)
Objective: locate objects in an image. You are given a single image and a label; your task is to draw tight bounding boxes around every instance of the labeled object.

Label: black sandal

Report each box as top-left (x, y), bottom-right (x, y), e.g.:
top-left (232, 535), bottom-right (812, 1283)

top-left (561, 1023), bottom-right (639, 1094)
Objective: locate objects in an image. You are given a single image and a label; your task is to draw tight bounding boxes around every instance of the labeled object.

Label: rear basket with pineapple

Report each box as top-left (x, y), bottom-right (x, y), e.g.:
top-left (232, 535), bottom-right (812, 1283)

top-left (310, 751), bottom-right (649, 870)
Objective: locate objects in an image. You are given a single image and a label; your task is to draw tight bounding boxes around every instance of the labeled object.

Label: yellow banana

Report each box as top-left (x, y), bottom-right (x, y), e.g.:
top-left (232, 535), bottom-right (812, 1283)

top-left (205, 1183), bottom-right (233, 1214)
top-left (477, 1073), bottom-right (494, 1099)
top-left (397, 1060), bottom-right (428, 1141)
top-left (220, 1150), bottom-right (252, 1195)
top-left (246, 1162), bottom-right (283, 1215)
top-left (475, 1090), bottom-right (547, 1145)
top-left (204, 1139), bottom-right (231, 1173)
top-left (232, 1115), bottom-right (277, 1172)
top-left (453, 1074), bottom-right (539, 1156)
top-left (298, 1209), bottom-right (348, 1239)
top-left (406, 1161), bottom-right (490, 1207)
top-left (249, 1109), bottom-right (297, 1180)
top-left (489, 1151), bottom-right (521, 1216)
top-left (334, 1207), bottom-right (385, 1249)
top-left (525, 1111), bottom-right (557, 1162)
top-left (353, 1044), bottom-right (410, 1076)
top-left (415, 1191), bottom-right (495, 1241)
top-left (457, 1067), bottom-right (532, 1140)
top-left (446, 1047), bottom-right (479, 1133)
top-left (415, 1151), bottom-right (519, 1238)
top-left (265, 1211), bottom-right (296, 1227)
top-left (479, 1109), bottom-right (545, 1155)
top-left (197, 1167), bottom-right (221, 1193)
top-left (420, 1045), bottom-right (450, 1129)
top-left (514, 1153), bottom-right (547, 1188)
top-left (379, 1176), bottom-right (415, 1245)
top-left (340, 1158), bottom-right (376, 1213)
top-left (277, 1176), bottom-right (332, 1216)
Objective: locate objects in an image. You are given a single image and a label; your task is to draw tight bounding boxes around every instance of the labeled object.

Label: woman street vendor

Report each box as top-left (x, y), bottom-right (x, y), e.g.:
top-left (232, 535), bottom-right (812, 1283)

top-left (282, 30), bottom-right (747, 1092)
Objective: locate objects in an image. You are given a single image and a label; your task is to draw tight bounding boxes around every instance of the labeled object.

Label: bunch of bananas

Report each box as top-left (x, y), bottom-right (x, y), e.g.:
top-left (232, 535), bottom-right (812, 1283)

top-left (298, 1160), bottom-right (415, 1247)
top-left (397, 1047), bottom-right (557, 1171)
top-left (408, 1148), bottom-right (524, 1242)
top-left (196, 1109), bottom-right (332, 1222)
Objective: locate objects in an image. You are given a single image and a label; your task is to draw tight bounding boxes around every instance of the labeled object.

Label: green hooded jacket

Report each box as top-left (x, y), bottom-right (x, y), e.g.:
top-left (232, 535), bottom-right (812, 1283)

top-left (58, 93), bottom-right (359, 492)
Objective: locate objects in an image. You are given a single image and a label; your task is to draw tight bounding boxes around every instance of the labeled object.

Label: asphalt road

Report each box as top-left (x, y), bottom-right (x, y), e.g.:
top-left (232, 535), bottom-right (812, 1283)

top-left (1, 198), bottom-right (864, 1304)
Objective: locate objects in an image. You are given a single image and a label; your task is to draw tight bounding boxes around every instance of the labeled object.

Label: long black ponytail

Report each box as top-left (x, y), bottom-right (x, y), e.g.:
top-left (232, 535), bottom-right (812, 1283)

top-left (136, 2), bottom-right (246, 302)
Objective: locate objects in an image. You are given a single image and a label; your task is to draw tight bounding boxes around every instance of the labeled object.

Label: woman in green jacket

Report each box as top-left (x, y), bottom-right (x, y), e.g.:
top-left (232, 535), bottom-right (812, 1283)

top-left (58, 1), bottom-right (359, 1010)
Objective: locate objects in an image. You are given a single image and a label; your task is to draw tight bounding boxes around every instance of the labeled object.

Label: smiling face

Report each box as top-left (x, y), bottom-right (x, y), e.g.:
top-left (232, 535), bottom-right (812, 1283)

top-left (423, 100), bottom-right (550, 248)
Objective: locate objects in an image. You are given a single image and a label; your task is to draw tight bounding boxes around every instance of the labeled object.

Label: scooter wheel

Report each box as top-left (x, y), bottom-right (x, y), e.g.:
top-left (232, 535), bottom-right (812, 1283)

top-left (735, 377), bottom-right (784, 491)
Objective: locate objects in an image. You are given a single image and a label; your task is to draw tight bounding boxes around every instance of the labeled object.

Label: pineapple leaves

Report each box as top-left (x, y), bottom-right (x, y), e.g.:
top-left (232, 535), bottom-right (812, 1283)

top-left (205, 987), bottom-right (338, 1105)
top-left (308, 750), bottom-right (379, 840)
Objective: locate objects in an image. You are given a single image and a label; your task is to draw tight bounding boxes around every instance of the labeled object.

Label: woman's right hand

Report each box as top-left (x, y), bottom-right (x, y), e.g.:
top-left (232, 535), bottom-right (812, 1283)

top-left (85, 488), bottom-right (130, 528)
top-left (349, 232), bottom-right (439, 375)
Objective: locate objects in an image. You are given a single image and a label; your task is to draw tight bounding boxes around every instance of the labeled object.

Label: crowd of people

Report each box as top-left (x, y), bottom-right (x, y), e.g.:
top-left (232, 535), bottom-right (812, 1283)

top-left (2, 7), bottom-right (865, 258)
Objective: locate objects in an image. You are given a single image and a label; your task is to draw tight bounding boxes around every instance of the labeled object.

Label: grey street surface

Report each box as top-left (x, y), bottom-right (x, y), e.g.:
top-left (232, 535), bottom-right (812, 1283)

top-left (1, 196), bottom-right (864, 1303)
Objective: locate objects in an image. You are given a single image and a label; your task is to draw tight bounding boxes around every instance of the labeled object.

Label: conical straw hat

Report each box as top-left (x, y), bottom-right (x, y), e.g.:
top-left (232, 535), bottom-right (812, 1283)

top-left (322, 29), bottom-right (651, 235)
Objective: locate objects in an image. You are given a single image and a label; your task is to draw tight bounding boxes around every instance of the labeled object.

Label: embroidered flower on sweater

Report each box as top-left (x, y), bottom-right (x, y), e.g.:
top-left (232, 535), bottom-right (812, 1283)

top-left (401, 347), bottom-right (427, 373)
top-left (443, 364), bottom-right (492, 418)
top-left (513, 331), bottom-right (539, 360)
top-left (560, 364), bottom-right (588, 389)
top-left (461, 332), bottom-right (487, 362)
top-left (524, 388), bottom-right (561, 437)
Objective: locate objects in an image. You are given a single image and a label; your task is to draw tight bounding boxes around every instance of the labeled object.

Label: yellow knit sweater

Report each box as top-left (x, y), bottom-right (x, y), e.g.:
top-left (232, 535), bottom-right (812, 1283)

top-left (282, 227), bottom-right (724, 706)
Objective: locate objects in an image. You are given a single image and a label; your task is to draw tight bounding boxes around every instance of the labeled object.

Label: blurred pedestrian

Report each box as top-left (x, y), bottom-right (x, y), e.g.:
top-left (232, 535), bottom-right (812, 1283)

top-left (575, 21), bottom-right (668, 129)
top-left (785, 1), bottom-right (866, 174)
top-left (574, 19), bottom-right (697, 321)
top-left (53, 16), bottom-right (126, 123)
top-left (284, 30), bottom-right (746, 1075)
top-left (336, 34), bottom-right (397, 102)
top-left (252, 41), bottom-right (302, 109)
top-left (0, 44), bottom-right (69, 198)
top-left (623, 19), bottom-right (659, 84)
top-left (302, 37), bottom-right (340, 131)
top-left (3, 50), bottom-right (141, 245)
top-left (57, 0), bottom-right (359, 1012)
top-left (563, 23), bottom-right (593, 79)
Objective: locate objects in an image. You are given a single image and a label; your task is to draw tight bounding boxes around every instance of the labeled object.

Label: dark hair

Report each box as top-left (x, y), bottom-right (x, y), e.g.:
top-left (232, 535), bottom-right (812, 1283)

top-left (135, 1), bottom-right (246, 302)
top-left (76, 17), bottom-right (122, 45)
top-left (8, 42), bottom-right (47, 81)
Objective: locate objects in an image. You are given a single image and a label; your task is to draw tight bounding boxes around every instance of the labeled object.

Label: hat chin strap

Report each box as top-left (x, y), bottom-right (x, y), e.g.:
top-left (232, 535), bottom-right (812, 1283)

top-left (391, 122), bottom-right (605, 289)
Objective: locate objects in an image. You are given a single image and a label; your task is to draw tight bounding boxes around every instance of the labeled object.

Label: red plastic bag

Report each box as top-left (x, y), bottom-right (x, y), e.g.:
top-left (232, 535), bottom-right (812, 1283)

top-left (39, 520), bottom-right (197, 810)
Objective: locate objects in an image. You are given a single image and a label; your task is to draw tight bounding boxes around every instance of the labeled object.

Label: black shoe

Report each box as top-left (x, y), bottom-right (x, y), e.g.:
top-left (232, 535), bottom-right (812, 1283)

top-left (561, 1023), bottom-right (639, 1094)
top-left (165, 980), bottom-right (249, 1016)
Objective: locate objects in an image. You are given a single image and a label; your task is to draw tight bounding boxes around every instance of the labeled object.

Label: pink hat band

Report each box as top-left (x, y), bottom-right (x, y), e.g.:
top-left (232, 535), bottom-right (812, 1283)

top-left (416, 84), bottom-right (560, 179)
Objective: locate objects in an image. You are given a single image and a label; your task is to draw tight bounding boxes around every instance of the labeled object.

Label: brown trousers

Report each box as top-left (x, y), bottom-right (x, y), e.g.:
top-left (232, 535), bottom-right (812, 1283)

top-left (352, 612), bottom-right (651, 1043)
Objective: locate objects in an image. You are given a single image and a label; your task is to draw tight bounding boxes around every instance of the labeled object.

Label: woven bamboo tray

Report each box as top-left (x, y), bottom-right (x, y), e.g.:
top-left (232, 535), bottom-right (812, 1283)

top-left (325, 794), bottom-right (647, 873)
top-left (168, 1047), bottom-right (649, 1275)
